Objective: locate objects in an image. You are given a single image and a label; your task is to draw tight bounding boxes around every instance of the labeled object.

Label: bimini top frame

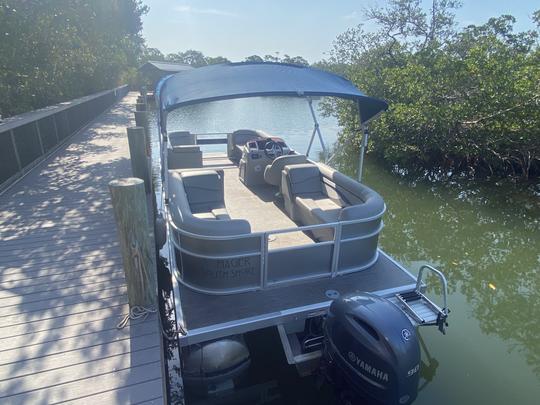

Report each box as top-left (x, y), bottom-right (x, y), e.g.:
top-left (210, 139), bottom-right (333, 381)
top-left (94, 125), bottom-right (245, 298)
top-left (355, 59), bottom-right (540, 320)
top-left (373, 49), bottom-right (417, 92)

top-left (155, 62), bottom-right (389, 180)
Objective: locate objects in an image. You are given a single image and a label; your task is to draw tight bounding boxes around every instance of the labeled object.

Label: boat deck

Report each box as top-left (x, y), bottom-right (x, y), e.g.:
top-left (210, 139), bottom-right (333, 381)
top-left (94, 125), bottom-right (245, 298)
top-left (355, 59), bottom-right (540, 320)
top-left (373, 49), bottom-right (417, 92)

top-left (176, 251), bottom-right (416, 346)
top-left (0, 93), bottom-right (164, 404)
top-left (220, 161), bottom-right (314, 249)
top-left (173, 152), bottom-right (418, 346)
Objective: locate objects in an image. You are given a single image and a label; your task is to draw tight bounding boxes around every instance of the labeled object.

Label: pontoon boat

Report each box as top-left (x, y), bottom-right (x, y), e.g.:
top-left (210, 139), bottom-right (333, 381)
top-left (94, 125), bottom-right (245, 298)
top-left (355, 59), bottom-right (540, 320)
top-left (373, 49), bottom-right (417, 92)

top-left (154, 62), bottom-right (450, 405)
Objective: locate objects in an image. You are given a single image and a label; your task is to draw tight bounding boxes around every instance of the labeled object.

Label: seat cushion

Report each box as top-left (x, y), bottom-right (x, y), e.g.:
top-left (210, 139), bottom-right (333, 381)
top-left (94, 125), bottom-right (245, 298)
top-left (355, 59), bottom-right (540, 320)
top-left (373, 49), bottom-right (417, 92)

top-left (286, 163), bottom-right (322, 196)
top-left (169, 131), bottom-right (197, 146)
top-left (233, 144), bottom-right (244, 160)
top-left (296, 196), bottom-right (341, 224)
top-left (193, 212), bottom-right (216, 220)
top-left (264, 154), bottom-right (308, 187)
top-left (167, 146), bottom-right (202, 169)
top-left (192, 208), bottom-right (231, 221)
top-left (211, 208), bottom-right (231, 220)
top-left (180, 170), bottom-right (224, 212)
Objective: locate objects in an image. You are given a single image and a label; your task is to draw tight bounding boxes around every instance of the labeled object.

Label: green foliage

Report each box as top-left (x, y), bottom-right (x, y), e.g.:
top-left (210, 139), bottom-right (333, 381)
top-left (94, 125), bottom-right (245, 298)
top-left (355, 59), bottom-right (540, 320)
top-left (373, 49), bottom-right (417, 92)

top-left (244, 55), bottom-right (264, 63)
top-left (0, 0), bottom-right (147, 117)
top-left (164, 49), bottom-right (230, 67)
top-left (139, 46), bottom-right (166, 62)
top-left (259, 53), bottom-right (309, 65)
top-left (326, 1), bottom-right (540, 179)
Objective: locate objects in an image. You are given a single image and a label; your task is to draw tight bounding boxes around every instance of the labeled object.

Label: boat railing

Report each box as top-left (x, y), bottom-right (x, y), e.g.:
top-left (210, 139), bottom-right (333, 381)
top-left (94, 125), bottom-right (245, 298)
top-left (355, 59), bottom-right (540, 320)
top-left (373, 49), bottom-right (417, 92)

top-left (167, 210), bottom-right (384, 295)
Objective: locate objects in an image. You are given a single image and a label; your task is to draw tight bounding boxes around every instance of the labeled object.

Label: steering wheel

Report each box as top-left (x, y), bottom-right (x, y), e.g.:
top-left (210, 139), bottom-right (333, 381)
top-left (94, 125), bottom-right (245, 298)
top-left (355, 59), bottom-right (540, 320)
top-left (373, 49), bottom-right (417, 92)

top-left (263, 140), bottom-right (284, 159)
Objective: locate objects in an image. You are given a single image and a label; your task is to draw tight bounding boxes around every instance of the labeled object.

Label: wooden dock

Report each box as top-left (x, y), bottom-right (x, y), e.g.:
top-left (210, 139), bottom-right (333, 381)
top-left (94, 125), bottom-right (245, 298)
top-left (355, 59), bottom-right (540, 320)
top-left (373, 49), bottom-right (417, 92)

top-left (0, 93), bottom-right (165, 404)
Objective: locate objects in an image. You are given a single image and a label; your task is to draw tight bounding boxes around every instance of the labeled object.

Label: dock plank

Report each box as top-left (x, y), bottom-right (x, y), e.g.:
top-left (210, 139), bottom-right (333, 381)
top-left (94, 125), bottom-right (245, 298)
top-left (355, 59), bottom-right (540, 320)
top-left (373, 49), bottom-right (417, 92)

top-left (0, 93), bottom-right (164, 404)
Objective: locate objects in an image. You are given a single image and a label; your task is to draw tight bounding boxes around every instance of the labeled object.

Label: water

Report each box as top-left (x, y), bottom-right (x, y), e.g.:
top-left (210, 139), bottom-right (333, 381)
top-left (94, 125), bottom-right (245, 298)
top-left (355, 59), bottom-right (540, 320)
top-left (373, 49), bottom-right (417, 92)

top-left (150, 97), bottom-right (540, 404)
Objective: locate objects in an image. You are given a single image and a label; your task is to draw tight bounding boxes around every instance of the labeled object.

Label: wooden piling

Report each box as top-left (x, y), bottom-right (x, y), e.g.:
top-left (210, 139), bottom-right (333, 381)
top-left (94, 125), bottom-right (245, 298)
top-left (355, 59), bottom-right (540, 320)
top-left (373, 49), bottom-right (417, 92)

top-left (109, 178), bottom-right (157, 307)
top-left (136, 102), bottom-right (147, 111)
top-left (126, 127), bottom-right (151, 193)
top-left (134, 110), bottom-right (148, 132)
top-left (140, 86), bottom-right (148, 105)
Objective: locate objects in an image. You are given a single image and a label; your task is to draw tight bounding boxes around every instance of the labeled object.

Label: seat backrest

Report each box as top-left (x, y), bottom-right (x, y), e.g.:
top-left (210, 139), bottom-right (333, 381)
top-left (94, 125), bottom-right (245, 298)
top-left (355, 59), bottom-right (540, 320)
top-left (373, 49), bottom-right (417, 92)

top-left (167, 146), bottom-right (202, 169)
top-left (264, 154), bottom-right (308, 186)
top-left (180, 169), bottom-right (224, 213)
top-left (227, 129), bottom-right (270, 160)
top-left (285, 163), bottom-right (323, 197)
top-left (169, 131), bottom-right (197, 146)
top-left (168, 170), bottom-right (251, 236)
top-left (317, 164), bottom-right (385, 220)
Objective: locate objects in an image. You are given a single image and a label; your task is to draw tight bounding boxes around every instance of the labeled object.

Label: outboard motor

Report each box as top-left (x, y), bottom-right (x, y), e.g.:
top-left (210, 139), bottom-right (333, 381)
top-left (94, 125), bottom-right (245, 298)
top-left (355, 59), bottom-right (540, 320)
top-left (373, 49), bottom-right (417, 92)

top-left (322, 293), bottom-right (420, 405)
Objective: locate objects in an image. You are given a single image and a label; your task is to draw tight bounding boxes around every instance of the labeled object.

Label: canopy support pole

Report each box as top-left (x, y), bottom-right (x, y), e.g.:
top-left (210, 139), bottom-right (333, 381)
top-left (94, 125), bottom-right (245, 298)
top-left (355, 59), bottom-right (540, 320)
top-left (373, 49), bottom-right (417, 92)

top-left (358, 125), bottom-right (368, 182)
top-left (357, 101), bottom-right (367, 182)
top-left (305, 98), bottom-right (327, 160)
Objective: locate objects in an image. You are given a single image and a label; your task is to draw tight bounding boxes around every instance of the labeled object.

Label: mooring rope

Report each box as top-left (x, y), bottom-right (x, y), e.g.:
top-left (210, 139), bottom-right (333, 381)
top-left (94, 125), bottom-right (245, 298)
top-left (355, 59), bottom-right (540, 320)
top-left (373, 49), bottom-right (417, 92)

top-left (117, 237), bottom-right (187, 338)
top-left (158, 313), bottom-right (188, 340)
top-left (117, 305), bottom-right (157, 329)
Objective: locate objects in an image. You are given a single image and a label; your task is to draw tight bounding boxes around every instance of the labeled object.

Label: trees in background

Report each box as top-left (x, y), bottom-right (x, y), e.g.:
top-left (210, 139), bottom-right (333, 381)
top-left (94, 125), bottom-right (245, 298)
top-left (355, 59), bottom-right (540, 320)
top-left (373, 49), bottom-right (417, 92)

top-left (138, 49), bottom-right (309, 67)
top-left (0, 0), bottom-right (147, 117)
top-left (139, 48), bottom-right (231, 67)
top-left (325, 1), bottom-right (539, 180)
top-left (0, 0), bottom-right (310, 117)
top-left (252, 53), bottom-right (309, 65)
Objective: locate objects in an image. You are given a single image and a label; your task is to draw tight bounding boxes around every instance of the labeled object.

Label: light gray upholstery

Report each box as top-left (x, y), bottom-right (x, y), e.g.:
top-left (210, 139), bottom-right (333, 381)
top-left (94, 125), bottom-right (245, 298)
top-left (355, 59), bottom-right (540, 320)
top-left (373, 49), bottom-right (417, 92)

top-left (263, 154), bottom-right (308, 187)
top-left (167, 143), bottom-right (203, 169)
top-left (282, 163), bottom-right (385, 242)
top-left (181, 170), bottom-right (224, 213)
top-left (169, 131), bottom-right (197, 146)
top-left (282, 163), bottom-right (322, 221)
top-left (168, 169), bottom-right (251, 236)
top-left (227, 129), bottom-right (270, 162)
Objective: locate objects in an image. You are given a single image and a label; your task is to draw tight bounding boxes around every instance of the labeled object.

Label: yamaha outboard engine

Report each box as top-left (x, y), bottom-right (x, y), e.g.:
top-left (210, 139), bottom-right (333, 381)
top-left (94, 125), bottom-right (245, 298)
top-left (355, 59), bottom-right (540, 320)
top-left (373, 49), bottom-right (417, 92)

top-left (323, 293), bottom-right (420, 405)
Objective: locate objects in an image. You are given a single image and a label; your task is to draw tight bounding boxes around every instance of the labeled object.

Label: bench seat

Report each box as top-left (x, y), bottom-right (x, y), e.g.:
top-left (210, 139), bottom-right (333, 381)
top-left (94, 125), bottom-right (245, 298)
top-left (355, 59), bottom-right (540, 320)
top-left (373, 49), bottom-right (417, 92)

top-left (168, 169), bottom-right (250, 236)
top-left (281, 162), bottom-right (385, 270)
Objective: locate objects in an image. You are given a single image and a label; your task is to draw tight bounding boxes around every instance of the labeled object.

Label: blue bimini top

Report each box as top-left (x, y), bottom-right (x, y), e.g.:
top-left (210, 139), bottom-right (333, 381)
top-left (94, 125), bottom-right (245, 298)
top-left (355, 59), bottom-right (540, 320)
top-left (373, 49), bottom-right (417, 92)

top-left (155, 62), bottom-right (388, 133)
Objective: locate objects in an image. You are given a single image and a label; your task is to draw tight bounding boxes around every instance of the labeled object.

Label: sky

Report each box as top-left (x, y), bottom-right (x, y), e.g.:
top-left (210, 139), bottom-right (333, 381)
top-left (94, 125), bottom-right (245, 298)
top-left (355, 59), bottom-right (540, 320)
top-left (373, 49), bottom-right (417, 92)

top-left (142, 0), bottom-right (539, 63)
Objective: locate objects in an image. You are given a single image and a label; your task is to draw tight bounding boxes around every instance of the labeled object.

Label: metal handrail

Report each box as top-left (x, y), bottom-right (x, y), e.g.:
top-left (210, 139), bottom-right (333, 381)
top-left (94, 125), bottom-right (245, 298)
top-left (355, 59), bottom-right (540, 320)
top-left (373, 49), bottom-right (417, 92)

top-left (167, 208), bottom-right (384, 293)
top-left (167, 209), bottom-right (384, 243)
top-left (417, 264), bottom-right (449, 315)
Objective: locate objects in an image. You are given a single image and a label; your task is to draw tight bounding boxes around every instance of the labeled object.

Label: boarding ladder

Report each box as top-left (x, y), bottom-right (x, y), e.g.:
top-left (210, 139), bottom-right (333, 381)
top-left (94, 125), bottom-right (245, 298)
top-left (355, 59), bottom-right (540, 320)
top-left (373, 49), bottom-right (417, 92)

top-left (394, 265), bottom-right (450, 334)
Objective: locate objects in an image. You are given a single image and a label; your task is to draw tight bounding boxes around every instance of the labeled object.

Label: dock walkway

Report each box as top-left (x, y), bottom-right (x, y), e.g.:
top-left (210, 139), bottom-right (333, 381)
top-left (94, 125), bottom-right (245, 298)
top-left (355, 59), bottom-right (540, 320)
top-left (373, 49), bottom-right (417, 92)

top-left (0, 93), bottom-right (164, 404)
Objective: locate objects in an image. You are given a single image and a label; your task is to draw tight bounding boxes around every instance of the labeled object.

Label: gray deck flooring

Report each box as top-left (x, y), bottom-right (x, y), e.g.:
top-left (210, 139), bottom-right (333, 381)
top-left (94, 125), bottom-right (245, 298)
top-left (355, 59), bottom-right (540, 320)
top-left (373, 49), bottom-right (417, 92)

top-left (177, 251), bottom-right (416, 345)
top-left (219, 163), bottom-right (314, 249)
top-left (0, 93), bottom-right (164, 404)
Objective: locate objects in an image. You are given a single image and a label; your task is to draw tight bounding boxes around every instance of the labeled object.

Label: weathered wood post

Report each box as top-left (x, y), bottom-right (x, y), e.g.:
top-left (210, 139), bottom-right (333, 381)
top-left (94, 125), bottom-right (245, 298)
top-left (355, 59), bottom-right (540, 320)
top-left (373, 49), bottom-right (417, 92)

top-left (109, 178), bottom-right (157, 307)
top-left (134, 110), bottom-right (147, 128)
top-left (133, 110), bottom-right (151, 155)
top-left (127, 127), bottom-right (152, 194)
top-left (140, 86), bottom-right (148, 105)
top-left (136, 102), bottom-right (147, 111)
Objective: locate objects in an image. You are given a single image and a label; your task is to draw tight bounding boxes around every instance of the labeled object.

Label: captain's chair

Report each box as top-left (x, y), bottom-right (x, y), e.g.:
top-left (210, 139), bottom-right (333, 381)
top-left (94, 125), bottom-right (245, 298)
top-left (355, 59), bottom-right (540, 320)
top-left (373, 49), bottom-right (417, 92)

top-left (263, 154), bottom-right (308, 188)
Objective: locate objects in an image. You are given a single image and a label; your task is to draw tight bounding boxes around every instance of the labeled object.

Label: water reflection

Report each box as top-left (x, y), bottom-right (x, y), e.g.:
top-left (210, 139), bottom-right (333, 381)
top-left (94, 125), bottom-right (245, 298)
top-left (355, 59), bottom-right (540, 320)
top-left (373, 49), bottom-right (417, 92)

top-left (333, 145), bottom-right (540, 386)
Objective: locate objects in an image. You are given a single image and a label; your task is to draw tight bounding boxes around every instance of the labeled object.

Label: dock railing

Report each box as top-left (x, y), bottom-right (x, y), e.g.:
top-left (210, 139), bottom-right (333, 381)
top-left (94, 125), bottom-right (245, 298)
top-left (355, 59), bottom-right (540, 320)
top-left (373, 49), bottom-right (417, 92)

top-left (0, 85), bottom-right (129, 192)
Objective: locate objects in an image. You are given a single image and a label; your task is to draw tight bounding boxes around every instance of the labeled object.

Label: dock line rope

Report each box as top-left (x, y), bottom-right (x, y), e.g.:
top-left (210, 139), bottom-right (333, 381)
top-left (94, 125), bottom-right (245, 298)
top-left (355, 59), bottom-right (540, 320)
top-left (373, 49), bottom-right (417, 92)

top-left (117, 306), bottom-right (157, 329)
top-left (158, 314), bottom-right (187, 340)
top-left (116, 305), bottom-right (187, 339)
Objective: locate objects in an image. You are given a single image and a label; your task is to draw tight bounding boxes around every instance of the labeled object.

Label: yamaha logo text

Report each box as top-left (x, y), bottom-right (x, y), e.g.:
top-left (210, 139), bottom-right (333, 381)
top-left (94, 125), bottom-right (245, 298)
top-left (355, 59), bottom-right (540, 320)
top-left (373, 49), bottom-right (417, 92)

top-left (347, 351), bottom-right (389, 382)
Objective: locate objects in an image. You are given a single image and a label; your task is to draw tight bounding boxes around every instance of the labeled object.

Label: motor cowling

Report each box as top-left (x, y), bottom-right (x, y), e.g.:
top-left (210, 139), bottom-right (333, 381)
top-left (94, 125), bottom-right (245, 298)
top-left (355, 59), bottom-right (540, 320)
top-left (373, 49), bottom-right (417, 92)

top-left (323, 293), bottom-right (420, 405)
